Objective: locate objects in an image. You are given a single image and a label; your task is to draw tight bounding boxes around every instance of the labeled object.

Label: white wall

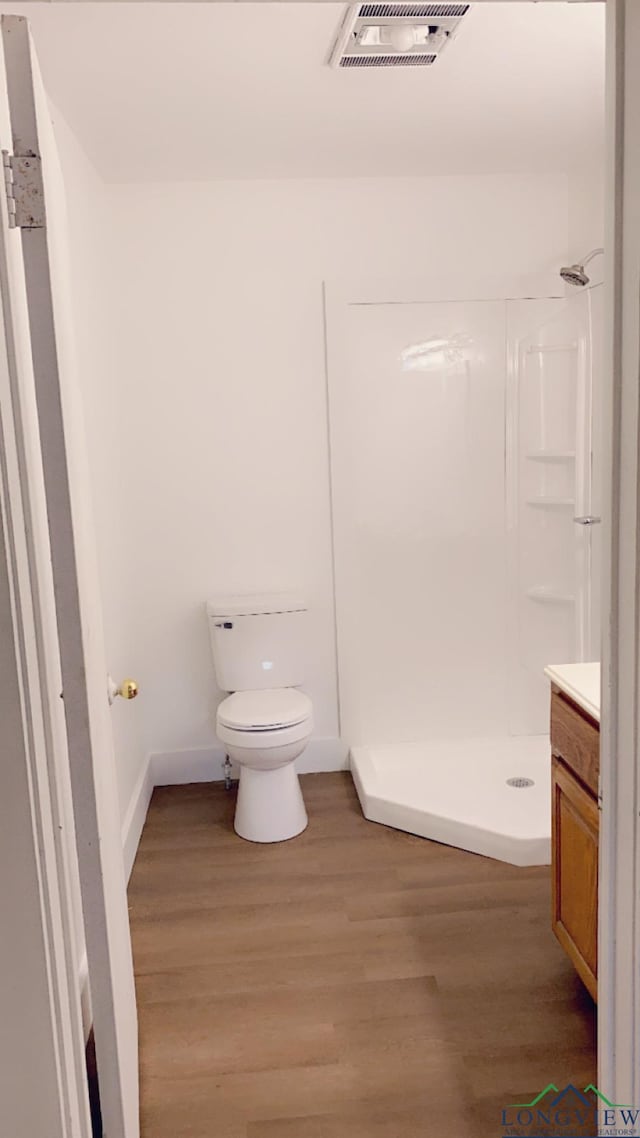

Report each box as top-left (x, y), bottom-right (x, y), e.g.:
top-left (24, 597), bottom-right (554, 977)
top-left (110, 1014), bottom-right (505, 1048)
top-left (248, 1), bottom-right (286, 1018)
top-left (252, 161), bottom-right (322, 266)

top-left (99, 174), bottom-right (570, 782)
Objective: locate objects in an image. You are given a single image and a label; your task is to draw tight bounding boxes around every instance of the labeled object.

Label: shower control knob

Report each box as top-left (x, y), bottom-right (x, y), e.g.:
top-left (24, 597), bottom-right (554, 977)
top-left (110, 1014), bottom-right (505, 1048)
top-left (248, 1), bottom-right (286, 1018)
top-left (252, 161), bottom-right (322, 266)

top-left (573, 516), bottom-right (602, 526)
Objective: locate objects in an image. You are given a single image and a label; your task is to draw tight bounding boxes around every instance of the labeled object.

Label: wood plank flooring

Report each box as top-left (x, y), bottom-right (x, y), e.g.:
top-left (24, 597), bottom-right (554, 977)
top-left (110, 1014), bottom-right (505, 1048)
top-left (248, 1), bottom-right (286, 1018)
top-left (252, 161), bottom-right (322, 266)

top-left (128, 772), bottom-right (596, 1138)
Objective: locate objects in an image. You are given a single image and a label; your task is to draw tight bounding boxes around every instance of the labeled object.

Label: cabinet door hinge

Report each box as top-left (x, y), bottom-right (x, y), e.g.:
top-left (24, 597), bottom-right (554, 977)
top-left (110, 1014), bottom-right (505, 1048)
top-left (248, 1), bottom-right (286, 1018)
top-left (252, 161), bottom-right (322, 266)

top-left (2, 151), bottom-right (45, 229)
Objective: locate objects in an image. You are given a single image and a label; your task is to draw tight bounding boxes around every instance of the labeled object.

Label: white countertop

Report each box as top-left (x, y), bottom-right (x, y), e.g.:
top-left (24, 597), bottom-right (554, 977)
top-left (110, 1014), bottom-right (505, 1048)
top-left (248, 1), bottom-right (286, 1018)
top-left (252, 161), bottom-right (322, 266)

top-left (544, 662), bottom-right (601, 723)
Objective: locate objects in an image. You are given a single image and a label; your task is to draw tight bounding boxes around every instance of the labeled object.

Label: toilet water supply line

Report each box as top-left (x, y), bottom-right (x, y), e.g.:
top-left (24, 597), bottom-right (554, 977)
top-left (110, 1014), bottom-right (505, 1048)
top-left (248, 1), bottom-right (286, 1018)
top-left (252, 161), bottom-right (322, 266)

top-left (223, 755), bottom-right (233, 791)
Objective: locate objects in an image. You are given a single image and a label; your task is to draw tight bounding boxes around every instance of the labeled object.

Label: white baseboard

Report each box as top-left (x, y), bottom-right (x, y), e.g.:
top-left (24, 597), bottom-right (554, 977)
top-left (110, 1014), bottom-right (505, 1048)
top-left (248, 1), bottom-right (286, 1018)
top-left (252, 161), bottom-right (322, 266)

top-left (121, 754), bottom-right (154, 882)
top-left (150, 736), bottom-right (349, 786)
top-left (151, 745), bottom-right (227, 785)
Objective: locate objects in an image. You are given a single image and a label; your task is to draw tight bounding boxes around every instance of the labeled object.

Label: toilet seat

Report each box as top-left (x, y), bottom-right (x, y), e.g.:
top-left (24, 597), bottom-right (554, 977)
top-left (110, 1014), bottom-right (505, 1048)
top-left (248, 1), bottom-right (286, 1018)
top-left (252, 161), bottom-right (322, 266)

top-left (217, 689), bottom-right (312, 732)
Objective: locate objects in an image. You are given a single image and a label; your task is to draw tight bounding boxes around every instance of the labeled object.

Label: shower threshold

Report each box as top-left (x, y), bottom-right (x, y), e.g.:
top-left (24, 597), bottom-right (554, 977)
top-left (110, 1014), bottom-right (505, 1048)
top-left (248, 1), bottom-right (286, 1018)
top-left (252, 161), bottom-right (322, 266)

top-left (350, 736), bottom-right (551, 867)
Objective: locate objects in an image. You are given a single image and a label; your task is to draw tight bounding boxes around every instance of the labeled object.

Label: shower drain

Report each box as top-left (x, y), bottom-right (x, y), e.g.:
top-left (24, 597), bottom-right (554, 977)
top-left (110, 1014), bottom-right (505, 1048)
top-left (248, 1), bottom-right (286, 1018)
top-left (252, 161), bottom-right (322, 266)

top-left (506, 777), bottom-right (535, 788)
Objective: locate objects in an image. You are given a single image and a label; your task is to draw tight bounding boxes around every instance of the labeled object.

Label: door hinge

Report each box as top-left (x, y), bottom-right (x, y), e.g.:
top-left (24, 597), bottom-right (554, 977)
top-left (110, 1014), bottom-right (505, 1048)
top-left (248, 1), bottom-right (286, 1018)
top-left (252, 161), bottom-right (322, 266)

top-left (2, 151), bottom-right (45, 229)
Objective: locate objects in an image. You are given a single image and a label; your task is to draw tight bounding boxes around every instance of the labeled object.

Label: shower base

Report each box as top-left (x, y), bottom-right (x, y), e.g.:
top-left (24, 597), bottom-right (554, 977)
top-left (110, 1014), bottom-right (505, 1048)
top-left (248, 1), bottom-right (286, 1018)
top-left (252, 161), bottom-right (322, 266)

top-left (350, 736), bottom-right (551, 867)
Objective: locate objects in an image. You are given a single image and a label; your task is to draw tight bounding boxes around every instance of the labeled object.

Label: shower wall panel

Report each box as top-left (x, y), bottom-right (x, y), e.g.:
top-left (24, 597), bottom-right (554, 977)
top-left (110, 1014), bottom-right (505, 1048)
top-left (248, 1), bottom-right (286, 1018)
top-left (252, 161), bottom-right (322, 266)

top-left (328, 291), bottom-right (600, 751)
top-left (506, 295), bottom-right (599, 736)
top-left (329, 299), bottom-right (509, 747)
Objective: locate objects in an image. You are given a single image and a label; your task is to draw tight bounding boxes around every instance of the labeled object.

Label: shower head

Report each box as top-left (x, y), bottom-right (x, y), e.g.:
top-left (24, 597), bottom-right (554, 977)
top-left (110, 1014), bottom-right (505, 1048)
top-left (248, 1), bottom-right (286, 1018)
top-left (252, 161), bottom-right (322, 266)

top-left (560, 263), bottom-right (590, 288)
top-left (559, 247), bottom-right (604, 288)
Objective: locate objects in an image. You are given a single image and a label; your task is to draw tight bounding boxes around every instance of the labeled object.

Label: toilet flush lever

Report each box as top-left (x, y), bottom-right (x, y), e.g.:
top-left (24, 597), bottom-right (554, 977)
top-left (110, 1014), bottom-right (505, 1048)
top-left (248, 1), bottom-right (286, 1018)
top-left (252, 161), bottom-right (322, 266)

top-left (573, 516), bottom-right (602, 526)
top-left (108, 676), bottom-right (140, 705)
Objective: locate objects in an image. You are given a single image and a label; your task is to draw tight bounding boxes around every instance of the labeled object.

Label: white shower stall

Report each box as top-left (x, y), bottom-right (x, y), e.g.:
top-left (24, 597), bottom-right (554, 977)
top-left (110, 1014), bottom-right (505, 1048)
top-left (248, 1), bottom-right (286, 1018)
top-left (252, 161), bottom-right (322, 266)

top-left (326, 280), bottom-right (602, 865)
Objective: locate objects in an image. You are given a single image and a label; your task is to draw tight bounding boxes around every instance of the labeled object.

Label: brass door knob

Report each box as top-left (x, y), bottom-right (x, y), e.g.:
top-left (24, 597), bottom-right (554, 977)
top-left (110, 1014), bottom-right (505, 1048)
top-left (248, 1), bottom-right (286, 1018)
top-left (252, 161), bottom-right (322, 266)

top-left (108, 676), bottom-right (140, 705)
top-left (119, 679), bottom-right (139, 700)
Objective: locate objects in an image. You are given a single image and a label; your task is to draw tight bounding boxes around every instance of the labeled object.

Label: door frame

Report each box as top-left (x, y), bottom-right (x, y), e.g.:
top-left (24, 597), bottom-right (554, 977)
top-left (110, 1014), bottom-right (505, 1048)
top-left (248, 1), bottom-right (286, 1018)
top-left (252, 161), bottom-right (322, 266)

top-left (0, 81), bottom-right (91, 1137)
top-left (0, 448), bottom-right (90, 1138)
top-left (598, 0), bottom-right (640, 1106)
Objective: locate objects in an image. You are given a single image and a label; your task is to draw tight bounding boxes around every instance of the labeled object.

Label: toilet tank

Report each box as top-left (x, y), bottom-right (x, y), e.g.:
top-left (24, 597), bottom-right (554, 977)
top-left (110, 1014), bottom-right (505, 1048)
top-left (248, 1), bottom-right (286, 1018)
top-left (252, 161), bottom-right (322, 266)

top-left (206, 593), bottom-right (308, 692)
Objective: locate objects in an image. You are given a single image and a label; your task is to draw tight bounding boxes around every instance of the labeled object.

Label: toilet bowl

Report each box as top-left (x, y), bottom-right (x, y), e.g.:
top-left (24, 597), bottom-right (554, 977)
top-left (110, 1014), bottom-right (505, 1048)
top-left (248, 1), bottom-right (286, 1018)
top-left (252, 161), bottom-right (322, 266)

top-left (216, 688), bottom-right (313, 842)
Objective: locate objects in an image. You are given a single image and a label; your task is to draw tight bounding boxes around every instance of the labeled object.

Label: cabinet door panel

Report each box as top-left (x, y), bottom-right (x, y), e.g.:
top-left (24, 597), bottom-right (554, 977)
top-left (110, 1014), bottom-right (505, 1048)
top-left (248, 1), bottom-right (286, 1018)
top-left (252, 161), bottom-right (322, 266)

top-left (551, 690), bottom-right (599, 795)
top-left (552, 757), bottom-right (598, 1000)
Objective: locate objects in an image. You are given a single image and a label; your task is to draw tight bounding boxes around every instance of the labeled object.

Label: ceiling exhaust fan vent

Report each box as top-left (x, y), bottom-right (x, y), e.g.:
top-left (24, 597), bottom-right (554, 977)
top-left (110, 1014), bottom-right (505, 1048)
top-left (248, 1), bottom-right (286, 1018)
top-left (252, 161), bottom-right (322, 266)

top-left (329, 1), bottom-right (471, 69)
top-left (340, 52), bottom-right (437, 67)
top-left (359, 3), bottom-right (470, 16)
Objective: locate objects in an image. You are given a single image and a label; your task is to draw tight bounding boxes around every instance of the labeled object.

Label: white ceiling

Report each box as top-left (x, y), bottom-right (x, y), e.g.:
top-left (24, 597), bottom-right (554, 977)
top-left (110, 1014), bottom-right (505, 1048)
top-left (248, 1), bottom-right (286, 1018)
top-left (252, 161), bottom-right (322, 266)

top-left (2, 2), bottom-right (605, 182)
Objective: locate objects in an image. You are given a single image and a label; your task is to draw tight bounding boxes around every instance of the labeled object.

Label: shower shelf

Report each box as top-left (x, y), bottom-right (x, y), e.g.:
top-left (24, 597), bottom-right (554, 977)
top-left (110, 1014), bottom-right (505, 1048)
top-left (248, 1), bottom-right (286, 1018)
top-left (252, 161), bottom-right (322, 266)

top-left (526, 497), bottom-right (575, 508)
top-left (526, 587), bottom-right (576, 604)
top-left (525, 451), bottom-right (576, 462)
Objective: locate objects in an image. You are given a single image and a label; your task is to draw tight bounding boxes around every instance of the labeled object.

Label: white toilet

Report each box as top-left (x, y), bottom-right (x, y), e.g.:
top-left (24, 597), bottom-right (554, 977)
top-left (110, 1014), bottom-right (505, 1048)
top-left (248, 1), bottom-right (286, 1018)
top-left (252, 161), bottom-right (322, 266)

top-left (206, 594), bottom-right (313, 842)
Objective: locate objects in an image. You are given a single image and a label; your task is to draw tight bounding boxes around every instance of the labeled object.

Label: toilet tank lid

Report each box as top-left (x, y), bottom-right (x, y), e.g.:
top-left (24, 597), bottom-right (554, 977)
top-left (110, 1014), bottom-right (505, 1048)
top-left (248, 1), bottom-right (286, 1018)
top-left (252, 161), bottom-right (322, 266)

top-left (207, 592), bottom-right (307, 618)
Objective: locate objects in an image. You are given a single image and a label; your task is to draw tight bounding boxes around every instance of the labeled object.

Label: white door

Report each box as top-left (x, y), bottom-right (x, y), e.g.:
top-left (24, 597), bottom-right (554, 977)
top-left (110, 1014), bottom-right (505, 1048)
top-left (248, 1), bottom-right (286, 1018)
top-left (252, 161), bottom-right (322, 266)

top-left (0, 15), bottom-right (138, 1138)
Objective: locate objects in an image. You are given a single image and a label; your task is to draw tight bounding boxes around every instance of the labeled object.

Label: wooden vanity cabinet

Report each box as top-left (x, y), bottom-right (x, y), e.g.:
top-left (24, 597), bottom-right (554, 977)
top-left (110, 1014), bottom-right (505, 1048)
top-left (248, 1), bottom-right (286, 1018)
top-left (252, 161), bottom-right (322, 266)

top-left (550, 688), bottom-right (600, 1001)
